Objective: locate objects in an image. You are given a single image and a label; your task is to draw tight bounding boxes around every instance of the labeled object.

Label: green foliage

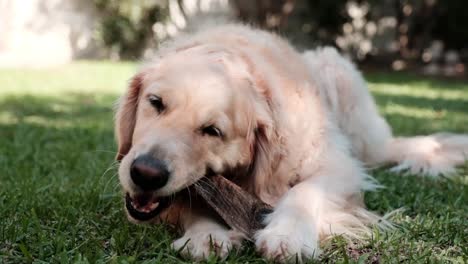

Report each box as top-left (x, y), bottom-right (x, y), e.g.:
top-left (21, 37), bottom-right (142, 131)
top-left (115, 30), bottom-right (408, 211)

top-left (0, 62), bottom-right (467, 263)
top-left (93, 0), bottom-right (168, 59)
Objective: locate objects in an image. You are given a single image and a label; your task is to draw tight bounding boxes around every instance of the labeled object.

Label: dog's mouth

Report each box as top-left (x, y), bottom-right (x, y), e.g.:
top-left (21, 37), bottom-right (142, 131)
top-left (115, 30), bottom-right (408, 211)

top-left (125, 168), bottom-right (219, 222)
top-left (125, 192), bottom-right (171, 221)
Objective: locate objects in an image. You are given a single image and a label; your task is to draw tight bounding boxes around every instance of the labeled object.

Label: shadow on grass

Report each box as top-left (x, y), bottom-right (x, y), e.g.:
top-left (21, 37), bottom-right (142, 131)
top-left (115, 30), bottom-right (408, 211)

top-left (0, 92), bottom-right (120, 193)
top-left (0, 93), bottom-right (119, 170)
top-left (0, 92), bottom-right (118, 125)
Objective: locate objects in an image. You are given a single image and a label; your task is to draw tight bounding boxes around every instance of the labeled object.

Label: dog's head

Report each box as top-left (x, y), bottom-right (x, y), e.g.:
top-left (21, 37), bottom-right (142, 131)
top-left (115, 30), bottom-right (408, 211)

top-left (115, 46), bottom-right (276, 222)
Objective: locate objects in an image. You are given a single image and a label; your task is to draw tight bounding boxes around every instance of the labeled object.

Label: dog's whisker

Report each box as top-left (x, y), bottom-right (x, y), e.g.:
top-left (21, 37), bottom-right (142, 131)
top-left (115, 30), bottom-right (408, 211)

top-left (197, 178), bottom-right (218, 194)
top-left (107, 175), bottom-right (119, 189)
top-left (92, 149), bottom-right (120, 154)
top-left (185, 183), bottom-right (193, 210)
top-left (103, 172), bottom-right (120, 193)
top-left (100, 163), bottom-right (118, 180)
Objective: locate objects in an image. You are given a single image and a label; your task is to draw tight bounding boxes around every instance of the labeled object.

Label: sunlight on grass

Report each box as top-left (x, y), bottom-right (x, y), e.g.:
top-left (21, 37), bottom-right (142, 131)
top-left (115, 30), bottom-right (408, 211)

top-left (0, 61), bottom-right (137, 96)
top-left (383, 104), bottom-right (450, 119)
top-left (369, 83), bottom-right (468, 101)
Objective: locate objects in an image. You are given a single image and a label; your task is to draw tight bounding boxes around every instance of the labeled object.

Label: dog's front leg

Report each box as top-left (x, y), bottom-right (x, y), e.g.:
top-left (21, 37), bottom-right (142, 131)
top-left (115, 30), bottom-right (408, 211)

top-left (255, 181), bottom-right (323, 262)
top-left (172, 210), bottom-right (244, 260)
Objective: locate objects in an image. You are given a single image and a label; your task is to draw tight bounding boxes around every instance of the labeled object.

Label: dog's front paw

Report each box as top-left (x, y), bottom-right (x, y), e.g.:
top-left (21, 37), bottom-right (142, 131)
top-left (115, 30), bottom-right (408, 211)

top-left (172, 229), bottom-right (242, 260)
top-left (255, 213), bottom-right (320, 262)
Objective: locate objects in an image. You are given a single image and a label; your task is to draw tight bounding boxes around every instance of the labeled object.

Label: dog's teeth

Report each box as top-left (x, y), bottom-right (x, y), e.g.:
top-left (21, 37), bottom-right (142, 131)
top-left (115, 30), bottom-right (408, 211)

top-left (146, 202), bottom-right (159, 211)
top-left (129, 194), bottom-right (161, 213)
top-left (136, 202), bottom-right (159, 213)
top-left (150, 202), bottom-right (159, 210)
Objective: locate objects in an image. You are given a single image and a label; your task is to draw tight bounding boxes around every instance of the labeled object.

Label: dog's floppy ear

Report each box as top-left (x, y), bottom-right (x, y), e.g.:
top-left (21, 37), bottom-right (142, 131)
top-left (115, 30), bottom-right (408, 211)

top-left (251, 122), bottom-right (273, 174)
top-left (245, 99), bottom-right (283, 203)
top-left (115, 73), bottom-right (144, 161)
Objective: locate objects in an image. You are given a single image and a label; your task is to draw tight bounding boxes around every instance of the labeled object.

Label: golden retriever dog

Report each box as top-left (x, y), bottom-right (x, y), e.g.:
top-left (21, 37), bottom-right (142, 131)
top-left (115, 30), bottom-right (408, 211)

top-left (115, 24), bottom-right (468, 262)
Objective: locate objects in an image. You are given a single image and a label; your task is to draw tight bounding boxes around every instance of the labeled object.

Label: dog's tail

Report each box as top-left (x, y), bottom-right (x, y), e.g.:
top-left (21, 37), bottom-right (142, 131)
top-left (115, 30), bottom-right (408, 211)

top-left (383, 133), bottom-right (468, 176)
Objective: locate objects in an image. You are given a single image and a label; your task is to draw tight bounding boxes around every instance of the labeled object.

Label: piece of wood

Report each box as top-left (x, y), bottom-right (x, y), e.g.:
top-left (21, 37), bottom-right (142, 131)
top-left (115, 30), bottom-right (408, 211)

top-left (193, 175), bottom-right (273, 239)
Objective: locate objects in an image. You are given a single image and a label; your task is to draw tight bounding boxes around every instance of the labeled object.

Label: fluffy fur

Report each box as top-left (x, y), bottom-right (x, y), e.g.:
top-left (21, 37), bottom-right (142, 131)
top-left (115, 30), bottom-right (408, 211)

top-left (115, 24), bottom-right (468, 262)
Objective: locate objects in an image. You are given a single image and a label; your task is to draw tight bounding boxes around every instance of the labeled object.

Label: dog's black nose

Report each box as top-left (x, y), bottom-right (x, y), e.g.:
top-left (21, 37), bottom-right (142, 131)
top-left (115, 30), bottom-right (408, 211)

top-left (130, 155), bottom-right (169, 191)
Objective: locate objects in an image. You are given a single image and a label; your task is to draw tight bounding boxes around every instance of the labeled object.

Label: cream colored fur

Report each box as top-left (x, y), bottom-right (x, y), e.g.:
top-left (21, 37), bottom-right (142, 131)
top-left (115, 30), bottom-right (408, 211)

top-left (115, 24), bottom-right (468, 262)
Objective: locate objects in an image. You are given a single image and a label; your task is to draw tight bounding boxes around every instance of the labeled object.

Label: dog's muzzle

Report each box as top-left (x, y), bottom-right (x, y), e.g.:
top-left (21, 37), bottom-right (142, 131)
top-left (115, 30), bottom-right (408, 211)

top-left (125, 154), bottom-right (172, 221)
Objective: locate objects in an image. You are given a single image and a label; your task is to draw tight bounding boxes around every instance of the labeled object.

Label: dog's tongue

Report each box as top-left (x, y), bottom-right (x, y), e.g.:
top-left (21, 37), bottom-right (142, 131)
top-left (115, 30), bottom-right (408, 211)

top-left (132, 194), bottom-right (160, 213)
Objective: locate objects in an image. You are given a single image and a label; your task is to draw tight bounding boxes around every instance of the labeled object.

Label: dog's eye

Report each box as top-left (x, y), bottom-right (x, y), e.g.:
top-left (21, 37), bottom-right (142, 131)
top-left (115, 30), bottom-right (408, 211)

top-left (148, 95), bottom-right (164, 113)
top-left (201, 125), bottom-right (223, 138)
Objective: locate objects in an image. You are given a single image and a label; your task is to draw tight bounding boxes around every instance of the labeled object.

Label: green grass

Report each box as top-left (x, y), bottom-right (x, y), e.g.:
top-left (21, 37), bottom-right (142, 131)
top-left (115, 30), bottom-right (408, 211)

top-left (0, 62), bottom-right (467, 263)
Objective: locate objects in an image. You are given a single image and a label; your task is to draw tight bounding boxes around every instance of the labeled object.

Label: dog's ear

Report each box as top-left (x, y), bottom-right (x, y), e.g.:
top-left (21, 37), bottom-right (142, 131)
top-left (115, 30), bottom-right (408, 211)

top-left (233, 53), bottom-right (283, 202)
top-left (115, 73), bottom-right (144, 161)
top-left (251, 121), bottom-right (275, 178)
top-left (248, 107), bottom-right (282, 203)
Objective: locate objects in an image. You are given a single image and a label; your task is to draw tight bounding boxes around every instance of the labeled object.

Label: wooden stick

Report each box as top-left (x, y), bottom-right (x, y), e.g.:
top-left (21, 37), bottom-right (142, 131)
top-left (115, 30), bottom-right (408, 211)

top-left (193, 175), bottom-right (273, 239)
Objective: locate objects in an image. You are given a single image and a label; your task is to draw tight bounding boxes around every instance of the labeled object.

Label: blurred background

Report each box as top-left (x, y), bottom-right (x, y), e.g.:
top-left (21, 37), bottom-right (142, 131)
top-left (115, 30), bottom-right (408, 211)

top-left (1, 0), bottom-right (467, 77)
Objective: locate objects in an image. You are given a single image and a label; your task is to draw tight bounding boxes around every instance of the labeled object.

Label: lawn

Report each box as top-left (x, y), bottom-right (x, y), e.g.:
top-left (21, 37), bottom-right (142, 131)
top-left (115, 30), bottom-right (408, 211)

top-left (0, 62), bottom-right (467, 263)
